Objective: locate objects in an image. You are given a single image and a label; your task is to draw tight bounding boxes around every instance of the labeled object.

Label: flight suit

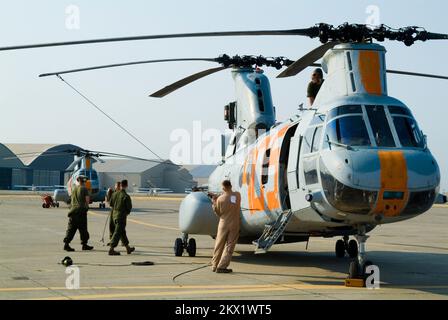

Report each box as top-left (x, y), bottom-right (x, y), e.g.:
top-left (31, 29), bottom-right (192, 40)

top-left (109, 189), bottom-right (132, 247)
top-left (107, 189), bottom-right (118, 240)
top-left (211, 191), bottom-right (241, 270)
top-left (63, 185), bottom-right (90, 245)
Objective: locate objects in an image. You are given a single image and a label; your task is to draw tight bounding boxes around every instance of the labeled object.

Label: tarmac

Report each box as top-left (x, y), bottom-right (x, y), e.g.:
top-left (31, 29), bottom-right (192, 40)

top-left (0, 193), bottom-right (447, 300)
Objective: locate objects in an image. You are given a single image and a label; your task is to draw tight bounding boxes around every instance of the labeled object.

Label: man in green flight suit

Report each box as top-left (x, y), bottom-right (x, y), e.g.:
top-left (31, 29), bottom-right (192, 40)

top-left (109, 179), bottom-right (135, 256)
top-left (63, 175), bottom-right (94, 252)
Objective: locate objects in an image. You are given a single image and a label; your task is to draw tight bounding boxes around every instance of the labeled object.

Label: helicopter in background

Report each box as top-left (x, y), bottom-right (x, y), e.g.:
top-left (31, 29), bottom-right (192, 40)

top-left (2, 22), bottom-right (448, 280)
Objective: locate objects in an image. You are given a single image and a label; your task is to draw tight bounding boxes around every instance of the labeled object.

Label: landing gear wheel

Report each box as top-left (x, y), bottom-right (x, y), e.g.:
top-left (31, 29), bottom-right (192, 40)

top-left (349, 260), bottom-right (361, 279)
top-left (42, 203), bottom-right (46, 208)
top-left (347, 239), bottom-right (358, 258)
top-left (174, 238), bottom-right (184, 257)
top-left (335, 240), bottom-right (345, 258)
top-left (186, 238), bottom-right (197, 257)
top-left (56, 202), bottom-right (59, 208)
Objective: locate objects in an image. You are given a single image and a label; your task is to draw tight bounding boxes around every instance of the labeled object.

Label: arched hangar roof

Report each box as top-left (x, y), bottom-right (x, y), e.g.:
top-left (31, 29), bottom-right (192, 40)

top-left (3, 143), bottom-right (82, 170)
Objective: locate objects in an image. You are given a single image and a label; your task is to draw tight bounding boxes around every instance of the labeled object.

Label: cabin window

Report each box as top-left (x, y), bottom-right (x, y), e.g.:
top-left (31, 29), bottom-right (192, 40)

top-left (303, 128), bottom-right (314, 154)
top-left (303, 156), bottom-right (319, 185)
top-left (257, 89), bottom-right (265, 112)
top-left (392, 116), bottom-right (424, 148)
top-left (261, 149), bottom-right (271, 185)
top-left (312, 126), bottom-right (323, 153)
top-left (365, 105), bottom-right (395, 147)
top-left (325, 116), bottom-right (371, 148)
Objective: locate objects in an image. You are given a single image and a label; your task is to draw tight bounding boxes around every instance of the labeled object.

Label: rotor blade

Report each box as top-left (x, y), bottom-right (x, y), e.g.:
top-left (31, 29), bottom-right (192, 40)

top-left (150, 66), bottom-right (228, 98)
top-left (0, 28), bottom-right (316, 52)
top-left (2, 152), bottom-right (78, 161)
top-left (386, 69), bottom-right (448, 80)
top-left (425, 32), bottom-right (448, 40)
top-left (88, 150), bottom-right (177, 166)
top-left (277, 41), bottom-right (339, 78)
top-left (39, 58), bottom-right (217, 77)
top-left (302, 63), bottom-right (448, 81)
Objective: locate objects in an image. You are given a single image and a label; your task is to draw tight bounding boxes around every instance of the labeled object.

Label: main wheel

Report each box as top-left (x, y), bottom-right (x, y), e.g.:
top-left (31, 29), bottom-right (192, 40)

top-left (347, 239), bottom-right (358, 258)
top-left (174, 238), bottom-right (184, 257)
top-left (42, 203), bottom-right (46, 208)
top-left (187, 238), bottom-right (197, 257)
top-left (335, 239), bottom-right (345, 258)
top-left (56, 202), bottom-right (59, 208)
top-left (349, 260), bottom-right (361, 279)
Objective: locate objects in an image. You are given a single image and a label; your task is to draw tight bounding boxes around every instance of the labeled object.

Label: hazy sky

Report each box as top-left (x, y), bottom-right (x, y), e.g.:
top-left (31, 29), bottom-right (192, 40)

top-left (0, 0), bottom-right (447, 191)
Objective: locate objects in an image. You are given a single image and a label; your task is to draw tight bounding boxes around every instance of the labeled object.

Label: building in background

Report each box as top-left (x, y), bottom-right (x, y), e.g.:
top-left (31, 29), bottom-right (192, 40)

top-left (182, 165), bottom-right (217, 187)
top-left (94, 159), bottom-right (195, 193)
top-left (0, 143), bottom-right (198, 192)
top-left (0, 143), bottom-right (82, 189)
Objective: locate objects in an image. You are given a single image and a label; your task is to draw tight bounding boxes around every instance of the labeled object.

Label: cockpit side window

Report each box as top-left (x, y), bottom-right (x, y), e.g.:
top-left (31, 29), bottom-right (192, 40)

top-left (392, 116), bottom-right (424, 148)
top-left (325, 116), bottom-right (371, 148)
top-left (365, 105), bottom-right (395, 147)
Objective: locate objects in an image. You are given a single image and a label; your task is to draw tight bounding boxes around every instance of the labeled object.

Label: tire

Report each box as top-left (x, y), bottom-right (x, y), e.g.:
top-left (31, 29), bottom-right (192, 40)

top-left (347, 240), bottom-right (358, 258)
top-left (349, 260), bottom-right (361, 279)
top-left (187, 238), bottom-right (197, 257)
top-left (56, 203), bottom-right (59, 208)
top-left (174, 238), bottom-right (184, 257)
top-left (335, 240), bottom-right (345, 258)
top-left (42, 203), bottom-right (46, 208)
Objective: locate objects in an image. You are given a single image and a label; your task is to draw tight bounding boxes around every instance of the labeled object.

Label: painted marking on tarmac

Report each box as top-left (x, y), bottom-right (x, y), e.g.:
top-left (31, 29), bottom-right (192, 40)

top-left (89, 210), bottom-right (179, 231)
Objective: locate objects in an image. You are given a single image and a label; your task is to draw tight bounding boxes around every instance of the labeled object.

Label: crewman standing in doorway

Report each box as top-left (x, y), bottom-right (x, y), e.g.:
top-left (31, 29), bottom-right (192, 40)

top-left (109, 179), bottom-right (135, 256)
top-left (210, 180), bottom-right (241, 273)
top-left (307, 68), bottom-right (325, 106)
top-left (63, 175), bottom-right (94, 252)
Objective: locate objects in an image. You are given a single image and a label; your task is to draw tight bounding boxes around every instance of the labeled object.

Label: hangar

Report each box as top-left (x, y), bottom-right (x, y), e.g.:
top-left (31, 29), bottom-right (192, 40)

top-left (0, 143), bottom-right (196, 192)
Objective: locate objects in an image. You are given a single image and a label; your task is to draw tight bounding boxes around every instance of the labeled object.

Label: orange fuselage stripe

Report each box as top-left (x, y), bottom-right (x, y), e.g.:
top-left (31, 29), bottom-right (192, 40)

top-left (358, 51), bottom-right (382, 95)
top-left (375, 151), bottom-right (408, 217)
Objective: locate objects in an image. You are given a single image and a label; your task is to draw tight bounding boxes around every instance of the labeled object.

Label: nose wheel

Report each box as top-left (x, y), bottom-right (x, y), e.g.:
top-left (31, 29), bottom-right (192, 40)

top-left (348, 227), bottom-right (373, 280)
top-left (335, 236), bottom-right (358, 258)
top-left (174, 233), bottom-right (197, 257)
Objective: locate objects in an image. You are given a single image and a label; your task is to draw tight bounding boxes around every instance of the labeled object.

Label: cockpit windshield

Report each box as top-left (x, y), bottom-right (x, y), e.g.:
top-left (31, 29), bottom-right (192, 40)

top-left (325, 115), bottom-right (371, 147)
top-left (325, 104), bottom-right (424, 149)
top-left (389, 106), bottom-right (424, 148)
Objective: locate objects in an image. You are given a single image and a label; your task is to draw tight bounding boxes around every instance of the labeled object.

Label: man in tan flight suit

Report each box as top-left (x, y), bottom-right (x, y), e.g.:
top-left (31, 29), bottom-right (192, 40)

top-left (211, 180), bottom-right (241, 273)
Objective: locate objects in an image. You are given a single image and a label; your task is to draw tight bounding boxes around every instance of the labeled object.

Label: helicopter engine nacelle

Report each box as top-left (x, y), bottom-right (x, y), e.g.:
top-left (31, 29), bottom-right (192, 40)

top-left (179, 192), bottom-right (219, 236)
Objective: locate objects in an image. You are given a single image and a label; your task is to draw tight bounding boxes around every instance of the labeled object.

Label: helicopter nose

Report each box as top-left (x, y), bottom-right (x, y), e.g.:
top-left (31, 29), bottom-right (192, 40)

top-left (350, 149), bottom-right (440, 216)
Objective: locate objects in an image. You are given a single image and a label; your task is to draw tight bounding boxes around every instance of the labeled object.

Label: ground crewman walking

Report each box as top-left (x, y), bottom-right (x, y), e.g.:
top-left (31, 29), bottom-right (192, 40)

top-left (106, 181), bottom-right (121, 245)
top-left (109, 179), bottom-right (135, 256)
top-left (63, 175), bottom-right (94, 252)
top-left (210, 180), bottom-right (241, 273)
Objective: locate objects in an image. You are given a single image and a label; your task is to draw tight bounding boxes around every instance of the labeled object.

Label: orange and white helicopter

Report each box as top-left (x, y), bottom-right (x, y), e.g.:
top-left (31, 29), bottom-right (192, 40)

top-left (3, 22), bottom-right (447, 279)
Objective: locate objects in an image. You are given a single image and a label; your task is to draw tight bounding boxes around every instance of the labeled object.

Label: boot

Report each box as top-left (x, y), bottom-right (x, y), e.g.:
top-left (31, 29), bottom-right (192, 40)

top-left (126, 245), bottom-right (135, 254)
top-left (64, 243), bottom-right (75, 252)
top-left (216, 268), bottom-right (233, 273)
top-left (82, 244), bottom-right (94, 251)
top-left (108, 247), bottom-right (120, 256)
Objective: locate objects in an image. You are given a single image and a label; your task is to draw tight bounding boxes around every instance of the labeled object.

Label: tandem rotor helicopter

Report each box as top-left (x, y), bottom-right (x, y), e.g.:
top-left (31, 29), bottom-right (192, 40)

top-left (6, 148), bottom-right (173, 208)
top-left (3, 22), bottom-right (448, 279)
